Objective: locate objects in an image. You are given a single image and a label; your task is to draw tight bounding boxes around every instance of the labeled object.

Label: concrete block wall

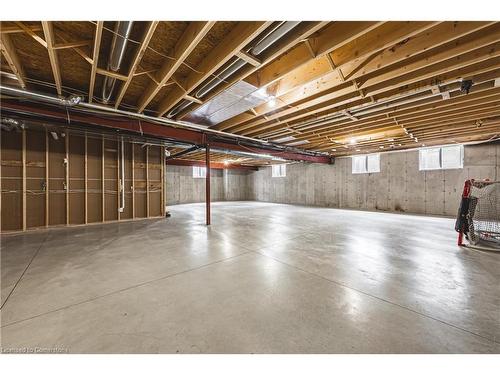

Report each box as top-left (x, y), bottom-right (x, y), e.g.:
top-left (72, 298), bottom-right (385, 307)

top-left (166, 165), bottom-right (249, 205)
top-left (247, 142), bottom-right (500, 217)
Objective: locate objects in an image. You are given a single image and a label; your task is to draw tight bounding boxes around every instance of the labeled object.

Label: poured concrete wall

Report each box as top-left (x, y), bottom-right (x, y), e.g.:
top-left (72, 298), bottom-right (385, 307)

top-left (166, 165), bottom-right (249, 205)
top-left (248, 142), bottom-right (500, 216)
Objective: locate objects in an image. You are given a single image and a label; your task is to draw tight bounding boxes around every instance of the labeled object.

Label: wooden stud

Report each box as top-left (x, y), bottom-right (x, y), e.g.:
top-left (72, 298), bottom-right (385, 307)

top-left (53, 40), bottom-right (92, 50)
top-left (1, 24), bottom-right (43, 34)
top-left (45, 129), bottom-right (49, 227)
top-left (89, 21), bottom-right (104, 103)
top-left (65, 131), bottom-right (69, 226)
top-left (137, 21), bottom-right (216, 113)
top-left (22, 128), bottom-right (26, 231)
top-left (84, 133), bottom-right (88, 225)
top-left (96, 67), bottom-right (129, 81)
top-left (117, 139), bottom-right (121, 221)
top-left (102, 136), bottom-right (105, 222)
top-left (0, 33), bottom-right (27, 88)
top-left (161, 146), bottom-right (165, 217)
top-left (176, 22), bottom-right (329, 119)
top-left (146, 146), bottom-right (149, 217)
top-left (156, 21), bottom-right (271, 117)
top-left (236, 50), bottom-right (261, 67)
top-left (15, 22), bottom-right (47, 47)
top-left (41, 21), bottom-right (62, 96)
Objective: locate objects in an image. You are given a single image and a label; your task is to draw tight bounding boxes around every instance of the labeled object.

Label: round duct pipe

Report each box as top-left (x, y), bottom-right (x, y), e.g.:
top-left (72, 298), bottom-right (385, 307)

top-left (102, 21), bottom-right (134, 104)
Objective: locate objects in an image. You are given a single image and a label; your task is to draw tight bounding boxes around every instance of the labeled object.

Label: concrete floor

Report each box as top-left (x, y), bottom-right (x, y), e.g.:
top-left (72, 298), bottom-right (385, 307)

top-left (1, 201), bottom-right (499, 353)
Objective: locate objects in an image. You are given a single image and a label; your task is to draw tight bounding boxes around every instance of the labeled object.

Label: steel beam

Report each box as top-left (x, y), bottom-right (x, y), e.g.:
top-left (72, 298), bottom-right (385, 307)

top-left (0, 100), bottom-right (333, 164)
top-left (166, 159), bottom-right (258, 171)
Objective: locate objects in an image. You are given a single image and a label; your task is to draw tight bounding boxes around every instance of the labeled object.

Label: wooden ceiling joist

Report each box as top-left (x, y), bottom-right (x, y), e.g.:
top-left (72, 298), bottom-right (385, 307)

top-left (155, 21), bottom-right (272, 117)
top-left (269, 78), bottom-right (500, 137)
top-left (136, 21), bottom-right (215, 113)
top-left (53, 39), bottom-right (92, 50)
top-left (0, 33), bottom-right (27, 88)
top-left (237, 55), bottom-right (500, 138)
top-left (285, 84), bottom-right (500, 137)
top-left (41, 21), bottom-right (62, 96)
top-left (346, 21), bottom-right (498, 81)
top-left (176, 21), bottom-right (329, 119)
top-left (0, 24), bottom-right (42, 34)
top-left (216, 22), bottom-right (499, 134)
top-left (214, 21), bottom-right (443, 131)
top-left (15, 21), bottom-right (47, 47)
top-left (2, 20), bottom-right (499, 161)
top-left (114, 21), bottom-right (159, 109)
top-left (88, 21), bottom-right (103, 103)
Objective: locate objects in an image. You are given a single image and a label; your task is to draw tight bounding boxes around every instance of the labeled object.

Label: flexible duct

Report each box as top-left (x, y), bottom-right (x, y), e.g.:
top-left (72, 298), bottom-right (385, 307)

top-left (102, 21), bottom-right (134, 104)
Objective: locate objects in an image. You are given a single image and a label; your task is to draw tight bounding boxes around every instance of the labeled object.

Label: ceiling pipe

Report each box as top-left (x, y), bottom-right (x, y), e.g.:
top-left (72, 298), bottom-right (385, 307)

top-left (0, 84), bottom-right (272, 145)
top-left (167, 21), bottom-right (300, 118)
top-left (102, 21), bottom-right (134, 104)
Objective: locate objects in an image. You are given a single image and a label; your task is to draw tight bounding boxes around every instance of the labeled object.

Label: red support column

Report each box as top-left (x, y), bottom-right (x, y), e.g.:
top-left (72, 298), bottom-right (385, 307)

top-left (205, 143), bottom-right (211, 226)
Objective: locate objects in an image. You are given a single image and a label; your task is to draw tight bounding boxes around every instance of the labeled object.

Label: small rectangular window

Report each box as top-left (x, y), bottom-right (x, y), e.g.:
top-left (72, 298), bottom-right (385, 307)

top-left (352, 155), bottom-right (367, 174)
top-left (441, 145), bottom-right (463, 169)
top-left (193, 166), bottom-right (207, 178)
top-left (272, 164), bottom-right (286, 177)
top-left (352, 154), bottom-right (380, 174)
top-left (419, 145), bottom-right (463, 170)
top-left (419, 148), bottom-right (441, 170)
top-left (367, 154), bottom-right (380, 173)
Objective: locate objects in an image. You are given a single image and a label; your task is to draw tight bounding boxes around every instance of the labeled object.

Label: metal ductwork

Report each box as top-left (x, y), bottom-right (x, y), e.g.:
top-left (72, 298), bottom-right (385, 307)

top-left (0, 84), bottom-right (270, 144)
top-left (102, 21), bottom-right (134, 104)
top-left (167, 21), bottom-right (301, 118)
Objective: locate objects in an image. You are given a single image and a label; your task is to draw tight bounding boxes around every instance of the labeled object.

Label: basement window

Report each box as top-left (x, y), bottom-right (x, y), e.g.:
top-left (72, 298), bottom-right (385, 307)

top-left (352, 153), bottom-right (380, 174)
top-left (193, 166), bottom-right (207, 178)
top-left (272, 164), bottom-right (286, 178)
top-left (419, 145), bottom-right (463, 170)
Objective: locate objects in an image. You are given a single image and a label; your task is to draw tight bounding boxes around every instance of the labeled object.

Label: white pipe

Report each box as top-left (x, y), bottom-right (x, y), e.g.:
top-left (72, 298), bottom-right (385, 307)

top-left (119, 136), bottom-right (125, 213)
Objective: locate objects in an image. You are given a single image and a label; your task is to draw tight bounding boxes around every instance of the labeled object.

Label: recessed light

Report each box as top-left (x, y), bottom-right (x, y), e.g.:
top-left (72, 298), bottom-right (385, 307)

top-left (268, 96), bottom-right (277, 107)
top-left (349, 138), bottom-right (357, 145)
top-left (331, 148), bottom-right (337, 151)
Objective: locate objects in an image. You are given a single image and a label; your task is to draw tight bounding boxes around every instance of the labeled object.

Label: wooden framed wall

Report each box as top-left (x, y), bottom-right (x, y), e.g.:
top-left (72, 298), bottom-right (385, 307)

top-left (0, 130), bottom-right (23, 231)
top-left (148, 145), bottom-right (162, 217)
top-left (133, 144), bottom-right (147, 219)
top-left (0, 128), bottom-right (166, 233)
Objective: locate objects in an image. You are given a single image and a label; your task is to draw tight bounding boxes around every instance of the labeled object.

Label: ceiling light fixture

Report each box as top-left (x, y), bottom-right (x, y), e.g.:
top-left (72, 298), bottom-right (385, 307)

top-left (268, 95), bottom-right (277, 107)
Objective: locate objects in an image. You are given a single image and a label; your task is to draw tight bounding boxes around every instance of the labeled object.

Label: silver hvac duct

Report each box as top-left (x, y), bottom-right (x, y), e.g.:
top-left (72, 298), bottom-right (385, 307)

top-left (102, 21), bottom-right (134, 104)
top-left (167, 21), bottom-right (301, 118)
top-left (0, 84), bottom-right (273, 145)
